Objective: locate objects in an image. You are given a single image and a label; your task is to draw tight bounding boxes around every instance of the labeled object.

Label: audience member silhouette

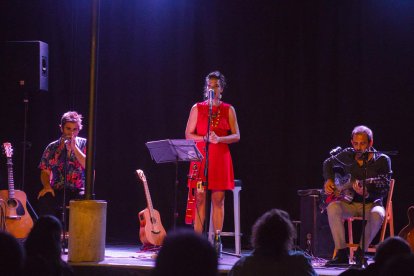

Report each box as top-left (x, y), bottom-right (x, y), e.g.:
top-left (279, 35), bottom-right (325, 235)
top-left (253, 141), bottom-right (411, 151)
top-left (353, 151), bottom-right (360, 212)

top-left (380, 253), bottom-right (414, 276)
top-left (366, 236), bottom-right (412, 275)
top-left (0, 230), bottom-right (25, 276)
top-left (152, 228), bottom-right (218, 276)
top-left (229, 208), bottom-right (317, 276)
top-left (339, 236), bottom-right (412, 276)
top-left (24, 215), bottom-right (73, 276)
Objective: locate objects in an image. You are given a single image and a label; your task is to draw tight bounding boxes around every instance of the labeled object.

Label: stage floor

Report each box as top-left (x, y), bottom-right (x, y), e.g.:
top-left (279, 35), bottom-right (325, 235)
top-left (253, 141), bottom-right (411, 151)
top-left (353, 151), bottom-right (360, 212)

top-left (63, 244), bottom-right (354, 276)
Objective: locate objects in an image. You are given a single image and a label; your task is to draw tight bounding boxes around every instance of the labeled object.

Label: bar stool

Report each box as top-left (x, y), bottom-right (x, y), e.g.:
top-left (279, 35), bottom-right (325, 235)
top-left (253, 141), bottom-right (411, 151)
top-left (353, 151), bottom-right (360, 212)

top-left (208, 179), bottom-right (242, 255)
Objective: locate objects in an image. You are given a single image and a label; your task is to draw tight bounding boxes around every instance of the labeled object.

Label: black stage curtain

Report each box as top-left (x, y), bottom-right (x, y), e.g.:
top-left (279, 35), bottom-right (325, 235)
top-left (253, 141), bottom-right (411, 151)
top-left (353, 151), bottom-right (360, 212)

top-left (1, 0), bottom-right (413, 245)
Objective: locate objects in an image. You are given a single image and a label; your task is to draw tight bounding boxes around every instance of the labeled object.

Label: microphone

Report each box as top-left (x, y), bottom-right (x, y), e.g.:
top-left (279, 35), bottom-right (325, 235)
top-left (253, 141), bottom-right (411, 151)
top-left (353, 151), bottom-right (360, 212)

top-left (64, 137), bottom-right (73, 145)
top-left (208, 89), bottom-right (214, 106)
top-left (207, 89), bottom-right (214, 114)
top-left (329, 146), bottom-right (342, 155)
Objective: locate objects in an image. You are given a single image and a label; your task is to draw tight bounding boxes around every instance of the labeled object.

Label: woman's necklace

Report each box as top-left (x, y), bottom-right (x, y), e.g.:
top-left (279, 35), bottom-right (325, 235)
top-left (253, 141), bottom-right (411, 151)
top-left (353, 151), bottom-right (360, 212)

top-left (211, 103), bottom-right (221, 128)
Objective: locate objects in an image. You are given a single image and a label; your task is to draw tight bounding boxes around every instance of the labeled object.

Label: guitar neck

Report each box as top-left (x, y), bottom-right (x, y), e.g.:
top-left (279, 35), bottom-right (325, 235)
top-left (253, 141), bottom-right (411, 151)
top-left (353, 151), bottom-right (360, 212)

top-left (336, 177), bottom-right (387, 192)
top-left (7, 157), bottom-right (16, 199)
top-left (142, 180), bottom-right (155, 216)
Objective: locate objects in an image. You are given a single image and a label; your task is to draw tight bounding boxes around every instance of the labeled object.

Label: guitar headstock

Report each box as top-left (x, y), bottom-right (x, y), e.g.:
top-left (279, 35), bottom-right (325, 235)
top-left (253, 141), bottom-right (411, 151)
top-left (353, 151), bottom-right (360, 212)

top-left (136, 169), bottom-right (147, 183)
top-left (365, 176), bottom-right (389, 188)
top-left (2, 142), bottom-right (13, 158)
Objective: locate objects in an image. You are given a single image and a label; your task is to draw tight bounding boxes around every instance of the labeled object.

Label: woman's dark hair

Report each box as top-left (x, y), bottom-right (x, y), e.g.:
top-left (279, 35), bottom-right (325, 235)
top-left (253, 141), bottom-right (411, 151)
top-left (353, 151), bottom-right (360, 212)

top-left (203, 71), bottom-right (227, 98)
top-left (0, 230), bottom-right (25, 275)
top-left (24, 216), bottom-right (73, 276)
top-left (25, 215), bottom-right (62, 260)
top-left (250, 209), bottom-right (295, 256)
top-left (153, 228), bottom-right (217, 276)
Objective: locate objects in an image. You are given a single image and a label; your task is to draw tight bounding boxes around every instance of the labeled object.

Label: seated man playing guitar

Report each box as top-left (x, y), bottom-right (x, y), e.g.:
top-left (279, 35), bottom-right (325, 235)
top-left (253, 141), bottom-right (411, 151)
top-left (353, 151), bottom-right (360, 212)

top-left (323, 125), bottom-right (392, 266)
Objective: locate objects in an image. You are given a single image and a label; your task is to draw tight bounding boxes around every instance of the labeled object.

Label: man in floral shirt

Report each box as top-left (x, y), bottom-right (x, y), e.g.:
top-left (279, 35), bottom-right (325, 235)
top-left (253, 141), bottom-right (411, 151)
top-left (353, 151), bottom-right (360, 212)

top-left (37, 111), bottom-right (86, 218)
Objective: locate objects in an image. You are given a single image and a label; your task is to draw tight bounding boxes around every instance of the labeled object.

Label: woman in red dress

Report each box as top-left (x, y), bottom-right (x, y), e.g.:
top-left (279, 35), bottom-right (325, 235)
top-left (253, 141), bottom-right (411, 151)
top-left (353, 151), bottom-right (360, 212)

top-left (185, 71), bottom-right (240, 234)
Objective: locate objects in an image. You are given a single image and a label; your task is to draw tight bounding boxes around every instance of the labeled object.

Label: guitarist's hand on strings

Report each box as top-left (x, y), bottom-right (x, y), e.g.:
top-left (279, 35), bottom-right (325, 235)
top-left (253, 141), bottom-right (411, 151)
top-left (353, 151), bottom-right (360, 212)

top-left (353, 180), bottom-right (369, 197)
top-left (324, 179), bottom-right (335, 195)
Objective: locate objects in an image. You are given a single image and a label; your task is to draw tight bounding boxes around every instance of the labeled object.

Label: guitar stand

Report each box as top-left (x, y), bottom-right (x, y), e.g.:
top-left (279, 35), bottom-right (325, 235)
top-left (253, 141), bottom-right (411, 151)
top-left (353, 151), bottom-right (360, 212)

top-left (19, 89), bottom-right (39, 222)
top-left (222, 251), bottom-right (242, 258)
top-left (139, 244), bottom-right (162, 252)
top-left (26, 200), bottom-right (39, 221)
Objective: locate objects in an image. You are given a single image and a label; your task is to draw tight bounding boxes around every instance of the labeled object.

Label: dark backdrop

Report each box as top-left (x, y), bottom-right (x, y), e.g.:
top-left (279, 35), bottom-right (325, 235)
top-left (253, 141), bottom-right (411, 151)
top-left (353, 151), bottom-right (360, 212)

top-left (1, 0), bottom-right (413, 247)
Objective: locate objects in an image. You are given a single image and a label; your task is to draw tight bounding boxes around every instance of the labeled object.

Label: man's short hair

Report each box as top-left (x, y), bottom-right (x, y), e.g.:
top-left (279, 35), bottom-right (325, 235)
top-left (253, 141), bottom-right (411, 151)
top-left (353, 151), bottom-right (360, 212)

top-left (61, 111), bottom-right (83, 130)
top-left (351, 125), bottom-right (373, 143)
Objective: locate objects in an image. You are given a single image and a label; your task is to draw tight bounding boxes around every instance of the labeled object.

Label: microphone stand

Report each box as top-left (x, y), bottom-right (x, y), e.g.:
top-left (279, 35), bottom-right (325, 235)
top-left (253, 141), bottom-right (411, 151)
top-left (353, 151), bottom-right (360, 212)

top-left (20, 90), bottom-right (39, 221)
top-left (357, 149), bottom-right (397, 268)
top-left (202, 93), bottom-right (213, 237)
top-left (359, 152), bottom-right (368, 268)
top-left (61, 141), bottom-right (69, 254)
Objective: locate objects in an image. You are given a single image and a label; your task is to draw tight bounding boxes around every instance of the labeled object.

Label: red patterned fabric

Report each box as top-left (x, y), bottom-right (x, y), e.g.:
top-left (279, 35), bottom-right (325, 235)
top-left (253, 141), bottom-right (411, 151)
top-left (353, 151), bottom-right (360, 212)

top-left (188, 101), bottom-right (234, 190)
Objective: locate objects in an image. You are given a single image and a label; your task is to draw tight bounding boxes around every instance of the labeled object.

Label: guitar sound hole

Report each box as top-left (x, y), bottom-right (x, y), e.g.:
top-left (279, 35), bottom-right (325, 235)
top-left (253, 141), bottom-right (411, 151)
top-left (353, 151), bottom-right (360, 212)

top-left (7, 199), bottom-right (25, 215)
top-left (7, 198), bottom-right (18, 208)
top-left (151, 217), bottom-right (157, 224)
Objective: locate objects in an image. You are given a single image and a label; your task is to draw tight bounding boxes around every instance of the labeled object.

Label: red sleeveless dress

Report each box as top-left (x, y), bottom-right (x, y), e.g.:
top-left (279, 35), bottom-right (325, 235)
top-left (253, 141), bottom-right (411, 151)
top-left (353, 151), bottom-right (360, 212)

top-left (188, 101), bottom-right (235, 190)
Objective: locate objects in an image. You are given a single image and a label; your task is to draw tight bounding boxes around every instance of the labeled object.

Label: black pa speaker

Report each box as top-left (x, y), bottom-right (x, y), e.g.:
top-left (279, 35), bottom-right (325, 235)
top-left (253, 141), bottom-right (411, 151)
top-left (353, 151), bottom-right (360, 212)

top-left (299, 193), bottom-right (334, 258)
top-left (5, 41), bottom-right (48, 92)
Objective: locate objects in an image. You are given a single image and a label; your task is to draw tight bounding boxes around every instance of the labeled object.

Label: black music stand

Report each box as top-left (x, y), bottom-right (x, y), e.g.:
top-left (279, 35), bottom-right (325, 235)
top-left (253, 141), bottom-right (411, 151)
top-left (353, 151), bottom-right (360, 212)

top-left (145, 139), bottom-right (203, 229)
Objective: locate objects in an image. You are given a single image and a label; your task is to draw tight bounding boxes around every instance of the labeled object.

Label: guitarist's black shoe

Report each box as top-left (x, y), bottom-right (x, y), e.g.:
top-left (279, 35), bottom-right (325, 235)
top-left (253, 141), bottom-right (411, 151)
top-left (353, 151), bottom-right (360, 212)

top-left (325, 248), bottom-right (350, 267)
top-left (353, 247), bottom-right (368, 268)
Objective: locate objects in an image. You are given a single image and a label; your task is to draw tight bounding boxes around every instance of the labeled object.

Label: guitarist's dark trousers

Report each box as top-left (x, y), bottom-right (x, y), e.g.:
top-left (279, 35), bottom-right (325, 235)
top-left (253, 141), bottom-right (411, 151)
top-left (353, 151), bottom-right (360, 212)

top-left (37, 189), bottom-right (83, 227)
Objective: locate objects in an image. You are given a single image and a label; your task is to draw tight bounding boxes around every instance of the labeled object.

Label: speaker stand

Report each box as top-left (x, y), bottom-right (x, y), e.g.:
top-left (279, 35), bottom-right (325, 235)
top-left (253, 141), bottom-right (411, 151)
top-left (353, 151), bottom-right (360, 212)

top-left (21, 89), bottom-right (38, 221)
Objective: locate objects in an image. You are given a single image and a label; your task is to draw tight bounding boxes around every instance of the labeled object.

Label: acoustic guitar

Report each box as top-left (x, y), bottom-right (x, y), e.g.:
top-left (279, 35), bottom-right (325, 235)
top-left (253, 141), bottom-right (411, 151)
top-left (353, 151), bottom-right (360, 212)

top-left (0, 142), bottom-right (33, 239)
top-left (398, 206), bottom-right (414, 251)
top-left (136, 169), bottom-right (166, 246)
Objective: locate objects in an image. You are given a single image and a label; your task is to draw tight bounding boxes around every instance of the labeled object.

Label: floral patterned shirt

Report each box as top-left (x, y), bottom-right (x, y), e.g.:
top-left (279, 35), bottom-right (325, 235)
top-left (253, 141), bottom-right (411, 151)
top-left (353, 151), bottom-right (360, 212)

top-left (38, 137), bottom-right (87, 191)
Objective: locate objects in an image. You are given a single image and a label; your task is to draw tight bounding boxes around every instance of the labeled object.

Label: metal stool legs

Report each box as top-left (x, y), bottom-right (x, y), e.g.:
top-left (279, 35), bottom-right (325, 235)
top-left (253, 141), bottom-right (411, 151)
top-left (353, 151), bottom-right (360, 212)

top-left (208, 179), bottom-right (242, 255)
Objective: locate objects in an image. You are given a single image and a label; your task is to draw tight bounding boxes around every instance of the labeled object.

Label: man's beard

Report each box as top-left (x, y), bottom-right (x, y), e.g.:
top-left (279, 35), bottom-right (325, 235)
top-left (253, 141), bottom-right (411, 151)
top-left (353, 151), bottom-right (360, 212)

top-left (355, 150), bottom-right (369, 160)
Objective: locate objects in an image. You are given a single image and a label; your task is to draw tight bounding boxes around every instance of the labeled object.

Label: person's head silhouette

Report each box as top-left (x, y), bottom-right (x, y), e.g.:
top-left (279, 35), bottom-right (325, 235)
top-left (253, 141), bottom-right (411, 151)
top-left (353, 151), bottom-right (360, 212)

top-left (153, 228), bottom-right (218, 276)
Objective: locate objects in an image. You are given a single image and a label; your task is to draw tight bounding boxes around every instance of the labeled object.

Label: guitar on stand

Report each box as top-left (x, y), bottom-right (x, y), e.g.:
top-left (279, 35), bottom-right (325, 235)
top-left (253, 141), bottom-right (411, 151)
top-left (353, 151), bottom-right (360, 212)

top-left (398, 206), bottom-right (414, 251)
top-left (136, 169), bottom-right (166, 246)
top-left (0, 142), bottom-right (33, 239)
